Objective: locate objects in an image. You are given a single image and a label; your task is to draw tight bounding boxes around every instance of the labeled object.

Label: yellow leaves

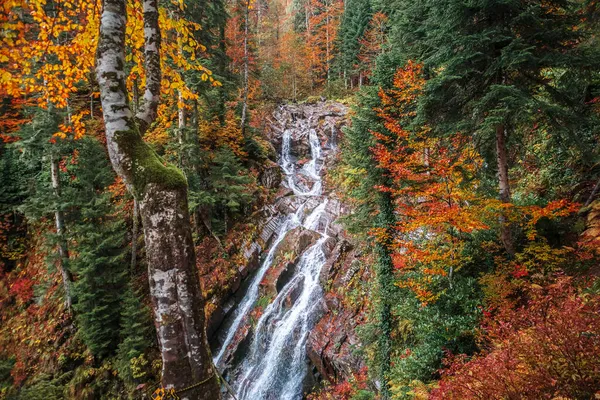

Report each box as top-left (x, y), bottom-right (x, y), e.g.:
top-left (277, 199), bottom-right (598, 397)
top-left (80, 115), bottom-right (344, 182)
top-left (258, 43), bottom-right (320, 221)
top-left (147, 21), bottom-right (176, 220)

top-left (52, 131), bottom-right (67, 140)
top-left (0, 70), bottom-right (12, 84)
top-left (1, 0), bottom-right (101, 108)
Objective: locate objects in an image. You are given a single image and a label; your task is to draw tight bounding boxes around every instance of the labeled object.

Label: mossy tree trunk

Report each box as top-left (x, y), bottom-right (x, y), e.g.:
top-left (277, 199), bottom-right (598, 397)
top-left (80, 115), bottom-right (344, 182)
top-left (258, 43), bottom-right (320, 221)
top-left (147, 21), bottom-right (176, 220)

top-left (96, 0), bottom-right (220, 398)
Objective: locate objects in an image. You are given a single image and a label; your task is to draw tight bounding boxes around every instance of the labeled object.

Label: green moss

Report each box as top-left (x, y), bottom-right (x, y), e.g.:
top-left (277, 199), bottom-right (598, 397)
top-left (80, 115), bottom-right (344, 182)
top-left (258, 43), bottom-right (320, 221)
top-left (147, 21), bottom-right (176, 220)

top-left (113, 127), bottom-right (187, 197)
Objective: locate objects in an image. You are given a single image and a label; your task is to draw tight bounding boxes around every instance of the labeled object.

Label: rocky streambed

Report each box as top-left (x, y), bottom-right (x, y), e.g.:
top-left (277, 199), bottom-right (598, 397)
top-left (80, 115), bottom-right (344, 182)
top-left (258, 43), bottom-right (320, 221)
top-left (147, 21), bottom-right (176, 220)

top-left (207, 101), bottom-right (368, 399)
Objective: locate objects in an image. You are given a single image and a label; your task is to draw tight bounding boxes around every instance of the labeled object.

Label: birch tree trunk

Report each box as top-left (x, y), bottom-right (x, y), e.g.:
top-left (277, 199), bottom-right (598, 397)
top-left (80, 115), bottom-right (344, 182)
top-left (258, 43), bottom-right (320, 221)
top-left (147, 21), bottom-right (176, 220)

top-left (96, 1), bottom-right (220, 398)
top-left (50, 153), bottom-right (73, 310)
top-left (240, 0), bottom-right (250, 132)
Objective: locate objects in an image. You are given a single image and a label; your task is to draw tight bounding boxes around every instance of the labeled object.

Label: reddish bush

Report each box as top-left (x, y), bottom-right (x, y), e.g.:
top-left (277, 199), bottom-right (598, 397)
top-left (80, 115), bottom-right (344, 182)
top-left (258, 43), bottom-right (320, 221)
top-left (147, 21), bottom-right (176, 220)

top-left (308, 367), bottom-right (371, 400)
top-left (9, 277), bottom-right (34, 304)
top-left (430, 277), bottom-right (600, 399)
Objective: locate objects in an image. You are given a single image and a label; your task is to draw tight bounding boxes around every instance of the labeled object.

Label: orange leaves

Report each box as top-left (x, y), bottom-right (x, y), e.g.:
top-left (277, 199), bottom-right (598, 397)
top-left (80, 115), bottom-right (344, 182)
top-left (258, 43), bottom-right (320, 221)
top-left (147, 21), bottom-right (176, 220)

top-left (198, 110), bottom-right (248, 159)
top-left (0, 0), bottom-right (100, 109)
top-left (357, 12), bottom-right (388, 78)
top-left (2, 0), bottom-right (213, 134)
top-left (582, 200), bottom-right (600, 253)
top-left (54, 110), bottom-right (90, 140)
top-left (371, 62), bottom-right (491, 303)
top-left (306, 0), bottom-right (343, 84)
top-left (125, 1), bottom-right (213, 108)
top-left (371, 62), bottom-right (583, 305)
top-left (523, 199), bottom-right (580, 240)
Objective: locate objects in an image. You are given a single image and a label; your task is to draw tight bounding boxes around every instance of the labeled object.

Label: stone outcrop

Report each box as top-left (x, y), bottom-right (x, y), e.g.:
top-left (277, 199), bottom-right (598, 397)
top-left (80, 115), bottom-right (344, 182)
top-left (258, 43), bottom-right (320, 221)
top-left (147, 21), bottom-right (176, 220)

top-left (307, 240), bottom-right (370, 384)
top-left (269, 102), bottom-right (348, 156)
top-left (208, 101), bottom-right (366, 394)
top-left (259, 227), bottom-right (320, 298)
top-left (259, 160), bottom-right (282, 189)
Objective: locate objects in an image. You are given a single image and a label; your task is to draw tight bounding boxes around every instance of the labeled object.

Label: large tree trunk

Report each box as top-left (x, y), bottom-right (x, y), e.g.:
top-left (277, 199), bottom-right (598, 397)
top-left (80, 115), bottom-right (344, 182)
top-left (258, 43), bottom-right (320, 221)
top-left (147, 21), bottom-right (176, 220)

top-left (96, 1), bottom-right (220, 398)
top-left (240, 0), bottom-right (250, 132)
top-left (496, 123), bottom-right (514, 255)
top-left (50, 153), bottom-right (73, 310)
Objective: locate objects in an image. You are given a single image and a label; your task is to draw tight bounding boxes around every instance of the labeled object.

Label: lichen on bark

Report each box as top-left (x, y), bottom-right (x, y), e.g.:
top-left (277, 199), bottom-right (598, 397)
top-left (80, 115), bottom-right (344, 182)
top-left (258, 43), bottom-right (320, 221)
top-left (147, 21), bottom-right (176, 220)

top-left (96, 0), bottom-right (220, 397)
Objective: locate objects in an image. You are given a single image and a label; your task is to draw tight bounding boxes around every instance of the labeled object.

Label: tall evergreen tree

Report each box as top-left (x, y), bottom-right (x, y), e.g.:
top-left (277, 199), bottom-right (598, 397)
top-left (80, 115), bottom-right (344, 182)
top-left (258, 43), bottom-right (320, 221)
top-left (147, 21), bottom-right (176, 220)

top-left (117, 284), bottom-right (154, 385)
top-left (338, 0), bottom-right (372, 86)
top-left (15, 108), bottom-right (74, 307)
top-left (341, 86), bottom-right (396, 399)
top-left (67, 137), bottom-right (130, 359)
top-left (412, 0), bottom-right (598, 253)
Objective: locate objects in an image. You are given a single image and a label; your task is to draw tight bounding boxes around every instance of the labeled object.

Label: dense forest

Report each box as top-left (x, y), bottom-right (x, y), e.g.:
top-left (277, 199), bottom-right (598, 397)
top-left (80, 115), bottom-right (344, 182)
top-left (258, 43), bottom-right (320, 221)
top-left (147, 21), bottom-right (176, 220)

top-left (1, 0), bottom-right (599, 399)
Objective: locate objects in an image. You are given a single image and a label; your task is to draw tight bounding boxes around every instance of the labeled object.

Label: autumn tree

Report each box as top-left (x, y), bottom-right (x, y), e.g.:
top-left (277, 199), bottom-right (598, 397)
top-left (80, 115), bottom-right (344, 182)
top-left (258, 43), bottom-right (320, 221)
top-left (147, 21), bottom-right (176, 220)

top-left (357, 12), bottom-right (388, 83)
top-left (373, 62), bottom-right (490, 304)
top-left (415, 0), bottom-right (597, 254)
top-left (306, 0), bottom-right (343, 85)
top-left (0, 0), bottom-right (101, 310)
top-left (96, 0), bottom-right (220, 397)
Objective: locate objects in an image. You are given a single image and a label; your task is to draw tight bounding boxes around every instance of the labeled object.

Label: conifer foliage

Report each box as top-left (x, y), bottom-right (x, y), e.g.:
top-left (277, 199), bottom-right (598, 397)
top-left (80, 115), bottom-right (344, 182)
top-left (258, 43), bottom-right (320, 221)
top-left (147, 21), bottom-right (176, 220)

top-left (0, 0), bottom-right (600, 399)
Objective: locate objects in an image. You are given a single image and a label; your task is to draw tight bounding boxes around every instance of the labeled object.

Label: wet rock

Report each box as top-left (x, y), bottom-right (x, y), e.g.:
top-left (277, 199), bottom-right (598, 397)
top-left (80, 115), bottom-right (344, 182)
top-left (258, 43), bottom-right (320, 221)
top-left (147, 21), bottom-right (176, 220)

top-left (210, 101), bottom-right (353, 394)
top-left (321, 237), bottom-right (338, 259)
top-left (309, 241), bottom-right (369, 384)
top-left (239, 241), bottom-right (261, 279)
top-left (307, 309), bottom-right (365, 383)
top-left (207, 296), bottom-right (237, 338)
top-left (292, 137), bottom-right (311, 159)
top-left (260, 160), bottom-right (282, 189)
top-left (260, 227), bottom-right (320, 298)
top-left (284, 275), bottom-right (305, 308)
top-left (320, 240), bottom-right (352, 287)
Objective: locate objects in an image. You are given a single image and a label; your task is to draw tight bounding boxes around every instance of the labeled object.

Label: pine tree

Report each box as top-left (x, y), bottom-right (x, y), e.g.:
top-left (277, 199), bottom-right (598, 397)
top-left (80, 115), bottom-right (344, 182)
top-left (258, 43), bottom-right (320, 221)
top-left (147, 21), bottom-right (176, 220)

top-left (15, 107), bottom-right (75, 307)
top-left (338, 0), bottom-right (372, 87)
top-left (68, 138), bottom-right (129, 359)
top-left (189, 146), bottom-right (255, 236)
top-left (412, 0), bottom-right (598, 253)
top-left (116, 284), bottom-right (154, 385)
top-left (341, 86), bottom-right (396, 399)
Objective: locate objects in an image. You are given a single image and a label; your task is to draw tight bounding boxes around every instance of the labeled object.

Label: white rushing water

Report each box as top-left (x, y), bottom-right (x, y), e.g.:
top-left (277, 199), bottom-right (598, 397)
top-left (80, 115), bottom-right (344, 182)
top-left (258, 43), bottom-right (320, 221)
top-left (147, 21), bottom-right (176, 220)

top-left (214, 107), bottom-right (334, 399)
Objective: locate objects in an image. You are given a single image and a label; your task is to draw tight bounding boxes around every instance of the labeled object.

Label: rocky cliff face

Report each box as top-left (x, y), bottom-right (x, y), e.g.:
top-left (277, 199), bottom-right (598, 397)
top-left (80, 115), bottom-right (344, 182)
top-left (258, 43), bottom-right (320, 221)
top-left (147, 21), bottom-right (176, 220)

top-left (308, 239), bottom-right (371, 384)
top-left (205, 101), bottom-right (365, 397)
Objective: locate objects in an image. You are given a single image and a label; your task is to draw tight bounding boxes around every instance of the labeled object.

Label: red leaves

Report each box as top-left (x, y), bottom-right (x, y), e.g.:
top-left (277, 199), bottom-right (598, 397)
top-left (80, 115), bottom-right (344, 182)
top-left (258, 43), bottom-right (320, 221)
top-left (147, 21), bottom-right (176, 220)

top-left (370, 62), bottom-right (489, 303)
top-left (511, 264), bottom-right (528, 278)
top-left (9, 277), bottom-right (34, 304)
top-left (308, 367), bottom-right (370, 400)
top-left (431, 276), bottom-right (600, 399)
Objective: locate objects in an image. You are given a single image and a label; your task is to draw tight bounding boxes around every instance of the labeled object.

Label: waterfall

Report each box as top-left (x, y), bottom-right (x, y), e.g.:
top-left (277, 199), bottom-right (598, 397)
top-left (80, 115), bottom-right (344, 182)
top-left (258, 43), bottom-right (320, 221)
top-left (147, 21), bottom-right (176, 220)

top-left (214, 104), bottom-right (341, 399)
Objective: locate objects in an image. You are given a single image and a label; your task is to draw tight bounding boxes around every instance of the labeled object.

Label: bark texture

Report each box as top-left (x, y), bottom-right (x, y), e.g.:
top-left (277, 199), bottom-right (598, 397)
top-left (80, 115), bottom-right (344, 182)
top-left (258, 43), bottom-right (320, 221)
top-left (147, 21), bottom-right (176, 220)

top-left (496, 123), bottom-right (514, 255)
top-left (96, 0), bottom-right (220, 398)
top-left (240, 0), bottom-right (250, 131)
top-left (50, 154), bottom-right (73, 310)
top-left (135, 0), bottom-right (161, 134)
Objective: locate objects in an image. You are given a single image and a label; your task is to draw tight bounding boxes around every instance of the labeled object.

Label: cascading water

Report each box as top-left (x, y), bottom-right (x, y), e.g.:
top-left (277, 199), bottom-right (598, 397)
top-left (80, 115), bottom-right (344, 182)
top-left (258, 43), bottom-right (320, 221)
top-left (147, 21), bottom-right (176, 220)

top-left (213, 103), bottom-right (345, 399)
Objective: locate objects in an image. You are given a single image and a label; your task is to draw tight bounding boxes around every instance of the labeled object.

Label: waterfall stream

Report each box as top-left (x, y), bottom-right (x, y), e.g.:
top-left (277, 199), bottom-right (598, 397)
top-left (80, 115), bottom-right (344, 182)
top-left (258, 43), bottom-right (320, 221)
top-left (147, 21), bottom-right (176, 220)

top-left (213, 104), bottom-right (342, 399)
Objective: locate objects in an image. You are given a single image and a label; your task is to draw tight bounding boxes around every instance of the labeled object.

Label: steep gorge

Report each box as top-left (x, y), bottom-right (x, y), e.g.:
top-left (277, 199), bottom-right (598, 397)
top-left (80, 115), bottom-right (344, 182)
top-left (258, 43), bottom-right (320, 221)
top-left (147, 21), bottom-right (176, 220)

top-left (209, 102), bottom-right (365, 399)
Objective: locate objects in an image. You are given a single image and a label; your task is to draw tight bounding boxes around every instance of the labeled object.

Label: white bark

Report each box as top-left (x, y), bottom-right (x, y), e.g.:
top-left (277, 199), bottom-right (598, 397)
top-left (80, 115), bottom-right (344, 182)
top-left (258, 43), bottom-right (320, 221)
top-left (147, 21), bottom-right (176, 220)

top-left (135, 0), bottom-right (161, 134)
top-left (50, 154), bottom-right (72, 310)
top-left (96, 0), bottom-right (220, 396)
